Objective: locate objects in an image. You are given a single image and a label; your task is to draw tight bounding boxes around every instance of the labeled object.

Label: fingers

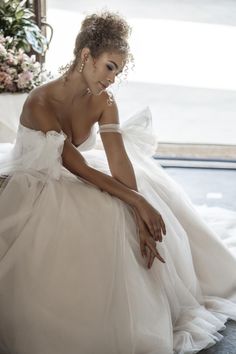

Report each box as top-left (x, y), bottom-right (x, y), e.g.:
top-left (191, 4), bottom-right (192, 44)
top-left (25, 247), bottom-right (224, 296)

top-left (146, 238), bottom-right (165, 265)
top-left (139, 203), bottom-right (167, 242)
top-left (143, 246), bottom-right (154, 269)
top-left (139, 232), bottom-right (165, 268)
top-left (152, 223), bottom-right (160, 242)
top-left (160, 216), bottom-right (166, 235)
top-left (147, 222), bottom-right (161, 242)
top-left (147, 222), bottom-right (156, 240)
top-left (151, 219), bottom-right (166, 243)
top-left (140, 240), bottom-right (147, 258)
top-left (156, 215), bottom-right (167, 241)
top-left (147, 250), bottom-right (155, 269)
top-left (158, 226), bottom-right (162, 242)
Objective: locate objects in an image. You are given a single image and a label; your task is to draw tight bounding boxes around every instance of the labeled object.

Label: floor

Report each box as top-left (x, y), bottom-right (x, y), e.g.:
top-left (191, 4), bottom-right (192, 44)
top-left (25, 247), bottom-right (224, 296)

top-left (165, 166), bottom-right (236, 354)
top-left (164, 167), bottom-right (236, 211)
top-left (198, 320), bottom-right (236, 354)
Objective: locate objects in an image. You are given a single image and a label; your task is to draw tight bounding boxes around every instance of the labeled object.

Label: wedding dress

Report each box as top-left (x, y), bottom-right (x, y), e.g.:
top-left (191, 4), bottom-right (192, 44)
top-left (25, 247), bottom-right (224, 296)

top-left (0, 107), bottom-right (235, 354)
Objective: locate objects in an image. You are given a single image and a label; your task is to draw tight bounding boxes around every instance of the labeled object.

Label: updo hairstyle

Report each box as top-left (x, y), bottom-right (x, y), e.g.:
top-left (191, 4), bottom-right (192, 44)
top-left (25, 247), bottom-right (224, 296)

top-left (59, 11), bottom-right (133, 80)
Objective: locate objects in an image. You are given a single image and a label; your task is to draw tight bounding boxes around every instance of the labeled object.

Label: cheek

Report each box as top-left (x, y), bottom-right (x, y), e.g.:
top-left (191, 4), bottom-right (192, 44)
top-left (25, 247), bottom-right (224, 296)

top-left (94, 63), bottom-right (107, 77)
top-left (86, 61), bottom-right (106, 80)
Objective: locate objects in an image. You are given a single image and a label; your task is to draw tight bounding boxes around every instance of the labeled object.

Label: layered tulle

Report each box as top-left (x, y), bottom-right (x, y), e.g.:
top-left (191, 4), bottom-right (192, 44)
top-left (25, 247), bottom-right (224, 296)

top-left (0, 107), bottom-right (235, 354)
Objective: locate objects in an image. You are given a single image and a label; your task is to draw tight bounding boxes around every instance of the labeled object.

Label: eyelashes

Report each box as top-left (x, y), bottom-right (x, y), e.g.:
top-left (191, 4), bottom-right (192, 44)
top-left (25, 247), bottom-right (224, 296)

top-left (106, 64), bottom-right (121, 77)
top-left (106, 64), bottom-right (114, 71)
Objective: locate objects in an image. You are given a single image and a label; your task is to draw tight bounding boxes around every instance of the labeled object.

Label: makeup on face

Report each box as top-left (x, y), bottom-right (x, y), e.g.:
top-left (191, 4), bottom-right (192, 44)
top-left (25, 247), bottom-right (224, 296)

top-left (106, 60), bottom-right (123, 76)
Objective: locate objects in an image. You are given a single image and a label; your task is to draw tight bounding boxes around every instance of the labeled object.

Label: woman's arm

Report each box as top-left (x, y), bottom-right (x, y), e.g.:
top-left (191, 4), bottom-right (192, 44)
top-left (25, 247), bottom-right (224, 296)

top-left (23, 96), bottom-right (162, 248)
top-left (99, 96), bottom-right (166, 240)
top-left (98, 96), bottom-right (166, 267)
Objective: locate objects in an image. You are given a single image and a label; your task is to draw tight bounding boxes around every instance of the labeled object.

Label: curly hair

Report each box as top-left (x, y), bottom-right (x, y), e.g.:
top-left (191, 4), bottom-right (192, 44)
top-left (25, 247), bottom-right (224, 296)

top-left (59, 11), bottom-right (133, 78)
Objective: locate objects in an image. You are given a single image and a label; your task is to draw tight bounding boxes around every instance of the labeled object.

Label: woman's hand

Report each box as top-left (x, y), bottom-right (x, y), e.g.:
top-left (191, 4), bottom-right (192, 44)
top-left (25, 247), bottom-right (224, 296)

top-left (139, 224), bottom-right (165, 269)
top-left (135, 197), bottom-right (166, 241)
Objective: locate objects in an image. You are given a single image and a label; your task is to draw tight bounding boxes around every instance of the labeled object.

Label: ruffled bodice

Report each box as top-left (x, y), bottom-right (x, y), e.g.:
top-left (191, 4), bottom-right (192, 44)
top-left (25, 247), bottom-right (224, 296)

top-left (0, 122), bottom-right (98, 180)
top-left (0, 107), bottom-right (158, 181)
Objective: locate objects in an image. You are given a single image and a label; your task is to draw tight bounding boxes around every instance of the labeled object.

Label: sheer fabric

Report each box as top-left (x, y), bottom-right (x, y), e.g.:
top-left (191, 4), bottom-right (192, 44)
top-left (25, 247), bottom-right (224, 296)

top-left (0, 107), bottom-right (235, 354)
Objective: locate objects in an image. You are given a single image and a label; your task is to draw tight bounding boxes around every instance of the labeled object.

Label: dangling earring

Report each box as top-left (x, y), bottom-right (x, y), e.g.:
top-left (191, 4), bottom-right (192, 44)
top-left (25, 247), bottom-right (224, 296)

top-left (79, 60), bottom-right (85, 73)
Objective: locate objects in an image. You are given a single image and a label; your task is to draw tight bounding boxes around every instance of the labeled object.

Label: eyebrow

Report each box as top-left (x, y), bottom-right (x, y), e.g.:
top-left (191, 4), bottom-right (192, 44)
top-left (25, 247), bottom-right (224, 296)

top-left (109, 60), bottom-right (119, 69)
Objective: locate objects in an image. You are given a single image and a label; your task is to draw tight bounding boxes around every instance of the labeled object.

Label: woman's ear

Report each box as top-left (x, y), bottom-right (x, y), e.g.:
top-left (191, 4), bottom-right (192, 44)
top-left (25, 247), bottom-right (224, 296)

top-left (81, 47), bottom-right (90, 62)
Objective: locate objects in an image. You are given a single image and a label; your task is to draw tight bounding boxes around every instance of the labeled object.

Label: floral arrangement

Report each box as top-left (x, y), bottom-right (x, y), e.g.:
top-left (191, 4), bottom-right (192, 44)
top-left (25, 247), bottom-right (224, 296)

top-left (0, 0), bottom-right (52, 93)
top-left (0, 34), bottom-right (50, 93)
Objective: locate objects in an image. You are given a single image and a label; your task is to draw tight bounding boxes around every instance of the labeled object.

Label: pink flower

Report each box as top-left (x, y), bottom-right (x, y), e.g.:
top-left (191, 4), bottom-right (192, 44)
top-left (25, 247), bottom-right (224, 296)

top-left (4, 74), bottom-right (13, 86)
top-left (0, 36), bottom-right (51, 92)
top-left (0, 71), bottom-right (8, 83)
top-left (5, 82), bottom-right (17, 92)
top-left (0, 64), bottom-right (8, 72)
top-left (17, 71), bottom-right (33, 89)
top-left (5, 72), bottom-right (16, 91)
top-left (6, 52), bottom-right (18, 65)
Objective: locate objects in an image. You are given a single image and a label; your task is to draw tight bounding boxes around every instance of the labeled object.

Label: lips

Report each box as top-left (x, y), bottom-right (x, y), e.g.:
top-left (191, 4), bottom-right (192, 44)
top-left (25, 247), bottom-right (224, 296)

top-left (99, 82), bottom-right (107, 89)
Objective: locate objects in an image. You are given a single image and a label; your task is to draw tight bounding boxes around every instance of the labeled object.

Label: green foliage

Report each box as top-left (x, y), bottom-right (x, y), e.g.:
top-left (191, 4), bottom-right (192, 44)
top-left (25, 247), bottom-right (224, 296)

top-left (0, 0), bottom-right (48, 54)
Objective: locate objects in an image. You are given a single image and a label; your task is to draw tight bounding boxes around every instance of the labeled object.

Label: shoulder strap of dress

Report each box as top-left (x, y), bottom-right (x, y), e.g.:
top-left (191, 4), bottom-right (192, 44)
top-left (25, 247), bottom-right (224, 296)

top-left (98, 123), bottom-right (122, 134)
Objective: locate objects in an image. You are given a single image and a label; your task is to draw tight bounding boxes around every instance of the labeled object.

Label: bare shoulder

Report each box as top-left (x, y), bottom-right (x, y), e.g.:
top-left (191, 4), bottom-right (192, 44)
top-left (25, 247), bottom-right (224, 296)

top-left (20, 82), bottom-right (61, 133)
top-left (98, 90), bottom-right (120, 125)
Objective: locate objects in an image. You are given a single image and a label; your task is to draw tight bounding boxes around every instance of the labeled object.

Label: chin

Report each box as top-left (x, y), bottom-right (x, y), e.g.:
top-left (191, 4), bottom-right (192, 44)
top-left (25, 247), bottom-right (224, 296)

top-left (93, 88), bottom-right (105, 96)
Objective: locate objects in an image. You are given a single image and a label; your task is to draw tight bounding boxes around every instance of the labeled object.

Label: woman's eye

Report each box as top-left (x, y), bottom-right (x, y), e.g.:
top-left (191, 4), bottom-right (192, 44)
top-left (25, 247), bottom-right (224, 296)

top-left (107, 64), bottom-right (114, 71)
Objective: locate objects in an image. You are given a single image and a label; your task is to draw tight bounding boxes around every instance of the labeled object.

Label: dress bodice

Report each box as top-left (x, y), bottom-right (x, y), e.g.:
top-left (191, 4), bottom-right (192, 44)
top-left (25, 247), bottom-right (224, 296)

top-left (0, 107), bottom-right (157, 180)
top-left (17, 123), bottom-right (98, 153)
top-left (0, 123), bottom-right (98, 180)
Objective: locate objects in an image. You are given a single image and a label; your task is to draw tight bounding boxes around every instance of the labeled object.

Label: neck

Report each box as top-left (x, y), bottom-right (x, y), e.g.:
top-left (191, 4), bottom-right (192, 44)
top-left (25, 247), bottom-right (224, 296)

top-left (60, 69), bottom-right (90, 103)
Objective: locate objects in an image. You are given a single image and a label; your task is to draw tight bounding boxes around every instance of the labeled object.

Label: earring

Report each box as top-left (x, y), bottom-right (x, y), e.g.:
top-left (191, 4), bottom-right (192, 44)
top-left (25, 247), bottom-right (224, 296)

top-left (79, 60), bottom-right (85, 73)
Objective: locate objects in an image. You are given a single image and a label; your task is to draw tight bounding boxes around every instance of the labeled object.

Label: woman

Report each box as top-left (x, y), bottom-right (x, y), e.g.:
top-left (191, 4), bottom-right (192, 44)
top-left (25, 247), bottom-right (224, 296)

top-left (0, 11), bottom-right (235, 354)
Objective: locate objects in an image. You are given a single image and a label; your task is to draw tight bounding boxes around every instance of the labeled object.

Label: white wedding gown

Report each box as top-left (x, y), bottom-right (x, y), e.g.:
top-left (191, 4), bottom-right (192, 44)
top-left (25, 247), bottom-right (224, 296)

top-left (0, 107), bottom-right (235, 354)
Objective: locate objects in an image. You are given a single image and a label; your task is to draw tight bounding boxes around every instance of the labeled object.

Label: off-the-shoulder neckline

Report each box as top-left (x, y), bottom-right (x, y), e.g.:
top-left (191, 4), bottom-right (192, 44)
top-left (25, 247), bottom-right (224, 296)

top-left (18, 123), bottom-right (95, 148)
top-left (19, 123), bottom-right (65, 137)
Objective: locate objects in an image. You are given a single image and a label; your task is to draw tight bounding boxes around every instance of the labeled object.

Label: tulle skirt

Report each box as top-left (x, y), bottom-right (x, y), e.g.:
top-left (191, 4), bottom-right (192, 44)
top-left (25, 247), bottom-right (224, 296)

top-left (0, 107), bottom-right (236, 353)
top-left (0, 161), bottom-right (235, 354)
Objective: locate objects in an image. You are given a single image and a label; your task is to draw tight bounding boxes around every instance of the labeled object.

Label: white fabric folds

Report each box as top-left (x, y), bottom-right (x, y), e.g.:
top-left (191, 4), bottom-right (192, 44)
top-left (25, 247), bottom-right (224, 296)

top-left (0, 107), bottom-right (235, 354)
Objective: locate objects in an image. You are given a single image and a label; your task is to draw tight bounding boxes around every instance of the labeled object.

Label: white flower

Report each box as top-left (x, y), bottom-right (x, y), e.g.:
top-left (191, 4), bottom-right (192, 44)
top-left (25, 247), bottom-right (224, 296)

top-left (21, 61), bottom-right (29, 71)
top-left (30, 55), bottom-right (36, 63)
top-left (0, 44), bottom-right (7, 57)
top-left (6, 67), bottom-right (17, 76)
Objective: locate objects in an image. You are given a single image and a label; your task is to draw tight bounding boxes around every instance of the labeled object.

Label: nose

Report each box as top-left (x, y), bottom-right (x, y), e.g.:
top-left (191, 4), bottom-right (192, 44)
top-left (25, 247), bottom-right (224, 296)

top-left (108, 74), bottom-right (115, 85)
